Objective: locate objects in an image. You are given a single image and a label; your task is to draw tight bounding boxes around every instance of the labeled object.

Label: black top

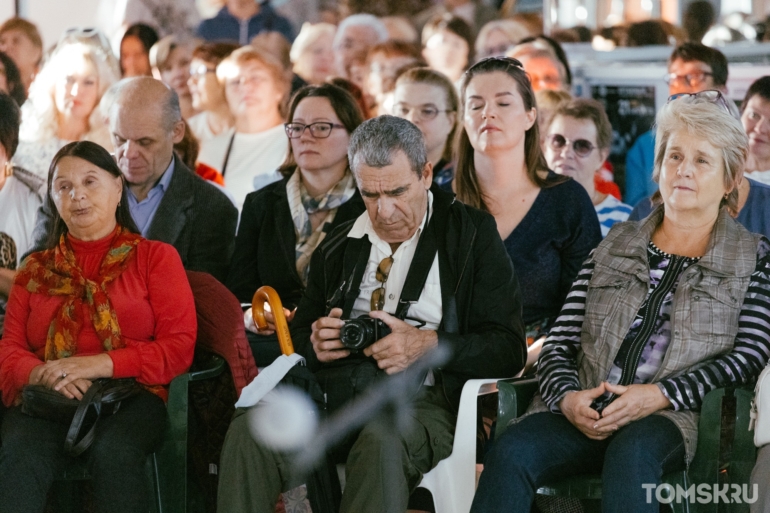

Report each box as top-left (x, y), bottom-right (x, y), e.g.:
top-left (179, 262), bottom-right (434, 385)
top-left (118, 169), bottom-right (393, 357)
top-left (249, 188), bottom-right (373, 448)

top-left (503, 172), bottom-right (602, 326)
top-left (226, 174), bottom-right (366, 309)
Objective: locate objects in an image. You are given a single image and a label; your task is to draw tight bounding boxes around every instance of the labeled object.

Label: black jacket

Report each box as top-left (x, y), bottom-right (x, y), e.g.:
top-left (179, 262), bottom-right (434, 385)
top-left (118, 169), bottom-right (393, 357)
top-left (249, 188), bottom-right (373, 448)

top-left (25, 155), bottom-right (238, 283)
top-left (226, 175), bottom-right (366, 309)
top-left (291, 185), bottom-right (526, 409)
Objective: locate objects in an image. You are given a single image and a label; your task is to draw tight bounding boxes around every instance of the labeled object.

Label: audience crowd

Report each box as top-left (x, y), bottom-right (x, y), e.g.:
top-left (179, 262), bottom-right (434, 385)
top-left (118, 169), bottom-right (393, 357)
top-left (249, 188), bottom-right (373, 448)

top-left (2, 2), bottom-right (770, 513)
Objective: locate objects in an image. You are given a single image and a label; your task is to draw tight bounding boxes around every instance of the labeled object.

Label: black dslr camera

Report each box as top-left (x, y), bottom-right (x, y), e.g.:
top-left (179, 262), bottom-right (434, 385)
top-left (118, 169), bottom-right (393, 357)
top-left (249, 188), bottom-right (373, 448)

top-left (339, 315), bottom-right (392, 352)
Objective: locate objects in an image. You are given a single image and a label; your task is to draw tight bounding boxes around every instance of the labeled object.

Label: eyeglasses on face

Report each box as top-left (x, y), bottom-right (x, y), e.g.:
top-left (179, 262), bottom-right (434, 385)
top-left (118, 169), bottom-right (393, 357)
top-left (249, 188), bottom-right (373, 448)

top-left (370, 256), bottom-right (394, 311)
top-left (547, 133), bottom-right (596, 157)
top-left (393, 103), bottom-right (453, 122)
top-left (284, 122), bottom-right (346, 139)
top-left (190, 63), bottom-right (216, 78)
top-left (663, 71), bottom-right (713, 87)
top-left (666, 89), bottom-right (730, 114)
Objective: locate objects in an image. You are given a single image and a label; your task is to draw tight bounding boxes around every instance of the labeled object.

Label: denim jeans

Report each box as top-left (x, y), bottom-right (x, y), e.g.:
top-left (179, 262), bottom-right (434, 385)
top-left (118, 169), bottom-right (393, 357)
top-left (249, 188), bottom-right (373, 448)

top-left (471, 411), bottom-right (686, 513)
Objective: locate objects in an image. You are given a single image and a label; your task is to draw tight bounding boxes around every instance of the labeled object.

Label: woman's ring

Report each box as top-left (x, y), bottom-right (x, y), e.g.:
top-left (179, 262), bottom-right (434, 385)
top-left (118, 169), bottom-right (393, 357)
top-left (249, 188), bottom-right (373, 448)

top-left (61, 371), bottom-right (67, 379)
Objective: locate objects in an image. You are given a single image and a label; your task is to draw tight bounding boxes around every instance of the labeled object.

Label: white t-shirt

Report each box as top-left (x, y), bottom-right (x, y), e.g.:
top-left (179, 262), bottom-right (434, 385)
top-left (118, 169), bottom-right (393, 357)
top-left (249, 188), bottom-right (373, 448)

top-left (746, 170), bottom-right (770, 186)
top-left (187, 112), bottom-right (216, 145)
top-left (0, 172), bottom-right (44, 266)
top-left (198, 125), bottom-right (288, 211)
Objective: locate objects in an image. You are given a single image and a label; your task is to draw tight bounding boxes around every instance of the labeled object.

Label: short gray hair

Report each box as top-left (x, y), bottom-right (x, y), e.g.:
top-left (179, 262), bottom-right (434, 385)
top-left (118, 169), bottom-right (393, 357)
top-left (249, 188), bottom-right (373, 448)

top-left (334, 14), bottom-right (388, 49)
top-left (652, 97), bottom-right (747, 213)
top-left (348, 115), bottom-right (427, 177)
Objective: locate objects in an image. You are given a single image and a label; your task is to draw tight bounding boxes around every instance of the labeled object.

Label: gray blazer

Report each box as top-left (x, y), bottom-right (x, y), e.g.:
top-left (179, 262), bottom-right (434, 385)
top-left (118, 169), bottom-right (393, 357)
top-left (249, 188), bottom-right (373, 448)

top-left (25, 155), bottom-right (238, 283)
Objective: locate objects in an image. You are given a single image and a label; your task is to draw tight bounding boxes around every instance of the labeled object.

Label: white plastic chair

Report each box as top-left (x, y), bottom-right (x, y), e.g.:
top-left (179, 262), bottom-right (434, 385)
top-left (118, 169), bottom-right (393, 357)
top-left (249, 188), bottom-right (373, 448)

top-left (417, 378), bottom-right (502, 513)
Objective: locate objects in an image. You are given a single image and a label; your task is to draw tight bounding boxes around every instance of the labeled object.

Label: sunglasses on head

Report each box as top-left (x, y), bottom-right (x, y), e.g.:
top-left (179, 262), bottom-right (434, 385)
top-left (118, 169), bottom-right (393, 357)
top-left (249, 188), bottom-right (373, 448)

top-left (667, 89), bottom-right (731, 115)
top-left (547, 133), bottom-right (596, 157)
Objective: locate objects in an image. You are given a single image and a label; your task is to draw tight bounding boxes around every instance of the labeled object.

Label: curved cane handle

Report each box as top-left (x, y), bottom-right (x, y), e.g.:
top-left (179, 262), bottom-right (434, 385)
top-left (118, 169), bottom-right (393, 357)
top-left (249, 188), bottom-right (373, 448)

top-left (252, 286), bottom-right (294, 356)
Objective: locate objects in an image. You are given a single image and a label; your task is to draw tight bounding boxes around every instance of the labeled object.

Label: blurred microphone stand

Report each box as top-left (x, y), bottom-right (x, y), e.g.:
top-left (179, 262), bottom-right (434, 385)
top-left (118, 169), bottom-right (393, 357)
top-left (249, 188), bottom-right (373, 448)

top-left (292, 344), bottom-right (452, 511)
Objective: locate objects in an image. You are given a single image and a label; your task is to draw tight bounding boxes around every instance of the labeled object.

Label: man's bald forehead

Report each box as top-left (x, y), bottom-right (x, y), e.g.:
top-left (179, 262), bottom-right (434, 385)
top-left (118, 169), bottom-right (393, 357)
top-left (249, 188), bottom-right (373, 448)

top-left (109, 76), bottom-right (181, 130)
top-left (114, 76), bottom-right (173, 108)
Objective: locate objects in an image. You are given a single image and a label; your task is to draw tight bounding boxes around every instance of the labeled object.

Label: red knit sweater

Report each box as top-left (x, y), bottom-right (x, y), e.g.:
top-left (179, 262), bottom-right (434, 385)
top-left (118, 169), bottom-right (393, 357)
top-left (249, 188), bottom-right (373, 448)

top-left (0, 233), bottom-right (197, 406)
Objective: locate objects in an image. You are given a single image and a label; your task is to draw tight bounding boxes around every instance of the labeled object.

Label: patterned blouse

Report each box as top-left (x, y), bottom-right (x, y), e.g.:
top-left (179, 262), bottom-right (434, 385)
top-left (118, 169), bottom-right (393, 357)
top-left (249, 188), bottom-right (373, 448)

top-left (540, 239), bottom-right (770, 413)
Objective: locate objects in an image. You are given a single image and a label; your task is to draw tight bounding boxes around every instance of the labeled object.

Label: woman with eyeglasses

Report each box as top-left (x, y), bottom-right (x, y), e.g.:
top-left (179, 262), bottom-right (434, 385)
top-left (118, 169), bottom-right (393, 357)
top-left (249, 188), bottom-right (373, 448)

top-left (454, 57), bottom-right (600, 359)
top-left (186, 42), bottom-right (237, 145)
top-left (12, 34), bottom-right (120, 181)
top-left (225, 83), bottom-right (365, 369)
top-left (472, 93), bottom-right (770, 513)
top-left (392, 67), bottom-right (458, 188)
top-left (544, 98), bottom-right (632, 237)
top-left (197, 46), bottom-right (291, 211)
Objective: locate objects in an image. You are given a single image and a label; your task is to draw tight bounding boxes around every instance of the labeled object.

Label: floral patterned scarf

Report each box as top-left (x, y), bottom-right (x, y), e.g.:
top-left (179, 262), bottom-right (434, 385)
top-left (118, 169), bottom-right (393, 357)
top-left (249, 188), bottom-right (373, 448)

top-left (14, 226), bottom-right (142, 361)
top-left (287, 170), bottom-right (357, 285)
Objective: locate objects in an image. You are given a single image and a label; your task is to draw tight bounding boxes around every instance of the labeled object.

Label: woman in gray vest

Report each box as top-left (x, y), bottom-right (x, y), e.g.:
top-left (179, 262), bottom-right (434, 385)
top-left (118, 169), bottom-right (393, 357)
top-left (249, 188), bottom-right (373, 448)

top-left (472, 93), bottom-right (770, 512)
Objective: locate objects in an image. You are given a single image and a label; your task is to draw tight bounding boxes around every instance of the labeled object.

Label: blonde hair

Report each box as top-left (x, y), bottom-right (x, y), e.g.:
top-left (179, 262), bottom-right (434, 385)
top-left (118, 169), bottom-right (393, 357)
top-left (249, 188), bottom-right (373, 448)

top-left (290, 22), bottom-right (336, 64)
top-left (217, 45), bottom-right (292, 116)
top-left (651, 98), bottom-right (748, 214)
top-left (19, 41), bottom-right (120, 144)
top-left (475, 19), bottom-right (532, 57)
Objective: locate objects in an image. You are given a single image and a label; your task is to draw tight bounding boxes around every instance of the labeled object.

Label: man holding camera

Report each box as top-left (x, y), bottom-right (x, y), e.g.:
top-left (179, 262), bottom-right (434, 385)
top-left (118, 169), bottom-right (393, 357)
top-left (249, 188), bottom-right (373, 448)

top-left (218, 116), bottom-right (525, 513)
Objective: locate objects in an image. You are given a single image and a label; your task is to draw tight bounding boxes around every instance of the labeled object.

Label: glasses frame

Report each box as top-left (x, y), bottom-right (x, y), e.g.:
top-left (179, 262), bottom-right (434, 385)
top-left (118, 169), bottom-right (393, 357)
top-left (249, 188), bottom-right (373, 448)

top-left (663, 71), bottom-right (714, 87)
top-left (666, 89), bottom-right (731, 115)
top-left (284, 122), bottom-right (346, 139)
top-left (190, 63), bottom-right (217, 79)
top-left (546, 133), bottom-right (597, 158)
top-left (370, 256), bottom-right (394, 311)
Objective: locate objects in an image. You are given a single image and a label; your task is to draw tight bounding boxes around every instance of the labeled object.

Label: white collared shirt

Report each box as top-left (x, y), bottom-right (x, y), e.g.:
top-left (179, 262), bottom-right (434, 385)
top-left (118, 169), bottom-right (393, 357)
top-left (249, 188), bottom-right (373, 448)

top-left (347, 191), bottom-right (443, 330)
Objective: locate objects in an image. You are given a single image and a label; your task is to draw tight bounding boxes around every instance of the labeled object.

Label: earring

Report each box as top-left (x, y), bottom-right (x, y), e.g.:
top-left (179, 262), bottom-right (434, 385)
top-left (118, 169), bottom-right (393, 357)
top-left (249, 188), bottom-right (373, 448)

top-left (3, 161), bottom-right (11, 177)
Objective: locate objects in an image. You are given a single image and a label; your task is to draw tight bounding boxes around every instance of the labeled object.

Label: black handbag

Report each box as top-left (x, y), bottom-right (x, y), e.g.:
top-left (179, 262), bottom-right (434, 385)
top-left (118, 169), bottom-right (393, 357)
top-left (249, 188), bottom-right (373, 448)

top-left (21, 378), bottom-right (141, 456)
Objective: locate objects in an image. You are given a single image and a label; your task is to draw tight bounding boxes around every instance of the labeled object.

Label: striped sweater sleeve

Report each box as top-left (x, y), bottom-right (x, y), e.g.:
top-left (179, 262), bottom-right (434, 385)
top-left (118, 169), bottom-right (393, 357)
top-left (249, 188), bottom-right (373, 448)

top-left (658, 239), bottom-right (770, 411)
top-left (538, 256), bottom-right (596, 413)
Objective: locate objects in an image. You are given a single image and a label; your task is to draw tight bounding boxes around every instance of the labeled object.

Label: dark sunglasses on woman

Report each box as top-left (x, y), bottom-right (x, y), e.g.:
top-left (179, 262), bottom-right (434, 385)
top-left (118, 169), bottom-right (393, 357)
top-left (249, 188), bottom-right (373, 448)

top-left (546, 133), bottom-right (596, 157)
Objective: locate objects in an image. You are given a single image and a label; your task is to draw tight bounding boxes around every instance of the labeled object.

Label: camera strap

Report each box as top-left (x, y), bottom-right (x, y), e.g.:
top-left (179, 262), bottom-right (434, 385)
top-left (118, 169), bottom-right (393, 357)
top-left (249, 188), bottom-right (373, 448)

top-left (395, 199), bottom-right (438, 321)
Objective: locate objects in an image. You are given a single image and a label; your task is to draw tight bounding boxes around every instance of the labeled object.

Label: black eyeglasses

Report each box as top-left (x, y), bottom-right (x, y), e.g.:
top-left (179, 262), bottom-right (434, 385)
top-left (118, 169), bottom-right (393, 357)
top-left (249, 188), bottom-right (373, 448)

top-left (667, 89), bottom-right (730, 114)
top-left (663, 71), bottom-right (713, 87)
top-left (284, 122), bottom-right (346, 139)
top-left (370, 256), bottom-right (394, 311)
top-left (547, 134), bottom-right (596, 157)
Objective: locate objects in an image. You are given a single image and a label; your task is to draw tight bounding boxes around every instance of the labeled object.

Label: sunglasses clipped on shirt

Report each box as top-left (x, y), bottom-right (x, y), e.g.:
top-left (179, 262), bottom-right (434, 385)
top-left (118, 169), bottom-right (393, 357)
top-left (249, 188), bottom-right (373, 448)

top-left (546, 133), bottom-right (596, 158)
top-left (666, 89), bottom-right (731, 115)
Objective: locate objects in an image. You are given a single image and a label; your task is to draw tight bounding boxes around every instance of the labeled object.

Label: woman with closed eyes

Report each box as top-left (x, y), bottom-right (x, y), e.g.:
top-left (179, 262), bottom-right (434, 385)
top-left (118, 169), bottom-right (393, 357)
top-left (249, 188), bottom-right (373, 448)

top-left (453, 57), bottom-right (601, 365)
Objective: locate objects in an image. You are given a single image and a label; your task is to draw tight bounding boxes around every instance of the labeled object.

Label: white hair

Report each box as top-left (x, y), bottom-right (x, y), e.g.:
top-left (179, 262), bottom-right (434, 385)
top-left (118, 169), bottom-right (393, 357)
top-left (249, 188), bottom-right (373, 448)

top-left (290, 22), bottom-right (336, 64)
top-left (333, 14), bottom-right (388, 49)
top-left (19, 40), bottom-right (120, 144)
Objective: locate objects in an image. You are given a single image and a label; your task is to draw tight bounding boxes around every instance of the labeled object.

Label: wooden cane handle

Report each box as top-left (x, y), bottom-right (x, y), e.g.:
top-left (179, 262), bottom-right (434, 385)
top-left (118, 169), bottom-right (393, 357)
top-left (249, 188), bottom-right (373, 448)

top-left (252, 286), bottom-right (294, 356)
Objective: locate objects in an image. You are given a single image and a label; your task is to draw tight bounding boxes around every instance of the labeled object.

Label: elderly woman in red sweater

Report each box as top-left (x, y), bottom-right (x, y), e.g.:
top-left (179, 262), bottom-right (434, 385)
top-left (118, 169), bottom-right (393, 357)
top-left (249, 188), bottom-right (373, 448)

top-left (0, 141), bottom-right (196, 513)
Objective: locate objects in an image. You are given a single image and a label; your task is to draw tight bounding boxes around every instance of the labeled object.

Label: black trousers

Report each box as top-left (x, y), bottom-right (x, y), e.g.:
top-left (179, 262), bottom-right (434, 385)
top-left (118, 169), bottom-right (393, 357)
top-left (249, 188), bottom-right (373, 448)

top-left (0, 389), bottom-right (167, 513)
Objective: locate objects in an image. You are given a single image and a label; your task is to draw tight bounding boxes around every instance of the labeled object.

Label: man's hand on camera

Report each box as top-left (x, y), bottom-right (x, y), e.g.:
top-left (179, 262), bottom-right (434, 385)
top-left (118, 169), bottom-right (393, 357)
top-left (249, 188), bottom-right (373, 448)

top-left (363, 311), bottom-right (438, 375)
top-left (310, 308), bottom-right (350, 362)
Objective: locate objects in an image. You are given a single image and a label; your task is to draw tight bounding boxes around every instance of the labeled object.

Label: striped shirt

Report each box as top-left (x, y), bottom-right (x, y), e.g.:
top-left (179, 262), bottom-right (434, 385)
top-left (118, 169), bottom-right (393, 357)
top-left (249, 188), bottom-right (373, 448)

top-left (539, 238), bottom-right (770, 413)
top-left (595, 195), bottom-right (632, 238)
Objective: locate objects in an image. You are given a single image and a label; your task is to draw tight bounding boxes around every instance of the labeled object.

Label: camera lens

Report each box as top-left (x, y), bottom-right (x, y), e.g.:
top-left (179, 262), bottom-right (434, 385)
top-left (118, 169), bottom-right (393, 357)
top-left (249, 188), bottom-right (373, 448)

top-left (340, 319), bottom-right (372, 350)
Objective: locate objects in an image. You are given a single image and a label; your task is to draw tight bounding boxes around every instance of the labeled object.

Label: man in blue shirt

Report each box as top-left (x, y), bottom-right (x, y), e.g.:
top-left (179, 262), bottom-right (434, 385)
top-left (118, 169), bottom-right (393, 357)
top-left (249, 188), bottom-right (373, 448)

top-left (197, 0), bottom-right (294, 45)
top-left (625, 43), bottom-right (733, 206)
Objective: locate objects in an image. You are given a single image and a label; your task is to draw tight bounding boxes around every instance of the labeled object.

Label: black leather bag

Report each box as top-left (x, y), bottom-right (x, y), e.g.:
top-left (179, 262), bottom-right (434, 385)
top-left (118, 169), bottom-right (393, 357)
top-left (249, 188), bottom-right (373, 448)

top-left (21, 378), bottom-right (140, 456)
